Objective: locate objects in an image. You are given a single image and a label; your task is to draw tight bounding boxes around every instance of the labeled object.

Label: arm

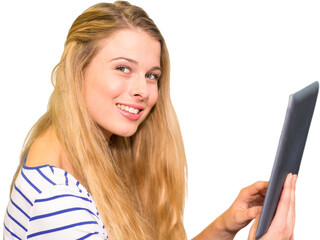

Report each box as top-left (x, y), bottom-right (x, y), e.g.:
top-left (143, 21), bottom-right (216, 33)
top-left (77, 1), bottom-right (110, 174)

top-left (27, 185), bottom-right (107, 240)
top-left (192, 215), bottom-right (236, 240)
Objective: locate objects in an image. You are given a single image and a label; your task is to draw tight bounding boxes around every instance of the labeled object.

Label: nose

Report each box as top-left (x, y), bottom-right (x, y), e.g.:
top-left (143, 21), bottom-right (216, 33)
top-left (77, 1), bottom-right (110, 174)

top-left (129, 74), bottom-right (148, 100)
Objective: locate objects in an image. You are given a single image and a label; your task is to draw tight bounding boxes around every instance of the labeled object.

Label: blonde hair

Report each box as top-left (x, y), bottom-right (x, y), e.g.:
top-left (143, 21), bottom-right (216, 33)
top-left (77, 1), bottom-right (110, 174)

top-left (10, 1), bottom-right (187, 239)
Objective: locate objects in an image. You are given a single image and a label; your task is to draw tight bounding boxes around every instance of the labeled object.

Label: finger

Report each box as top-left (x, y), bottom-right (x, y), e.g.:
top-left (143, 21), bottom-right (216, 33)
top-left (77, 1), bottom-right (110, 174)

top-left (248, 194), bottom-right (265, 208)
top-left (287, 175), bottom-right (297, 233)
top-left (272, 173), bottom-right (293, 225)
top-left (241, 181), bottom-right (269, 199)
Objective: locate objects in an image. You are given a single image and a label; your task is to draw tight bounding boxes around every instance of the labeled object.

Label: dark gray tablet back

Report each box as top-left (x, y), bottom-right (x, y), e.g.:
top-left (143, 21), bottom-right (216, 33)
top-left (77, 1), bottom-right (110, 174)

top-left (255, 81), bottom-right (319, 239)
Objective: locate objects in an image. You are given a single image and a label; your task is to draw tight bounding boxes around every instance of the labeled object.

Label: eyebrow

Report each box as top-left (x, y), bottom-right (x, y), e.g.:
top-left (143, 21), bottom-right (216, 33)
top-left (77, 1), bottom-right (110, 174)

top-left (110, 57), bottom-right (162, 72)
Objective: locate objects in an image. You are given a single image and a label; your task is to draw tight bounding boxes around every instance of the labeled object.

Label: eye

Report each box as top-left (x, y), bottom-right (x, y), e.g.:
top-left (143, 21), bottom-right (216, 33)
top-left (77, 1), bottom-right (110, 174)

top-left (116, 66), bottom-right (131, 74)
top-left (146, 73), bottom-right (160, 81)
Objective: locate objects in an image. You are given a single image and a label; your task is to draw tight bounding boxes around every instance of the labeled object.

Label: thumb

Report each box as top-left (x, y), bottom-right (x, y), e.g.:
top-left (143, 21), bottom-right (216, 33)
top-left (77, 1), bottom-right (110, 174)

top-left (238, 206), bottom-right (262, 223)
top-left (248, 213), bottom-right (261, 240)
top-left (247, 206), bottom-right (263, 219)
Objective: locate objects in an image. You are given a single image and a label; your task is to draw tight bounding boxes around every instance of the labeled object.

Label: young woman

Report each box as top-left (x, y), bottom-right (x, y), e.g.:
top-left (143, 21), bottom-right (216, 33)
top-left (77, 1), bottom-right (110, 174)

top-left (3, 1), bottom-right (296, 239)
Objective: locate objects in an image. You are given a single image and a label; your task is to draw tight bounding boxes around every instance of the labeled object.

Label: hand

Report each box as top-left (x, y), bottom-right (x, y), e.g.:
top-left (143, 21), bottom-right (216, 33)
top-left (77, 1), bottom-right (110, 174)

top-left (193, 174), bottom-right (296, 240)
top-left (216, 180), bottom-right (269, 237)
top-left (192, 181), bottom-right (268, 240)
top-left (248, 173), bottom-right (297, 240)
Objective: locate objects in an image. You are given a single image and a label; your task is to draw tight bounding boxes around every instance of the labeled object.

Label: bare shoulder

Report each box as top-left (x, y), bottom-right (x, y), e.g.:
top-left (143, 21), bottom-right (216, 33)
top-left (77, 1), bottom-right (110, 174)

top-left (25, 127), bottom-right (62, 168)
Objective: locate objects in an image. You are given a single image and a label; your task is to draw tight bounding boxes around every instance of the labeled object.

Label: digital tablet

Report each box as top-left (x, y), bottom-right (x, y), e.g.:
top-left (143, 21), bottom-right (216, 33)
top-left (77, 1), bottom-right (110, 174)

top-left (255, 81), bottom-right (319, 239)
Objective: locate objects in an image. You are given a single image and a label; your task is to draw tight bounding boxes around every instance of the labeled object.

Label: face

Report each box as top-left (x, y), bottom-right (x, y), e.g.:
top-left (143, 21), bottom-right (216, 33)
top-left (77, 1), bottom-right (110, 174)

top-left (84, 29), bottom-right (161, 137)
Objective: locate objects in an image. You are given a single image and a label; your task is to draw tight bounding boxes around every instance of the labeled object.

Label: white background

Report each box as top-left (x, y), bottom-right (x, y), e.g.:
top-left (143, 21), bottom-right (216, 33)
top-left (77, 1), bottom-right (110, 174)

top-left (1, 0), bottom-right (319, 239)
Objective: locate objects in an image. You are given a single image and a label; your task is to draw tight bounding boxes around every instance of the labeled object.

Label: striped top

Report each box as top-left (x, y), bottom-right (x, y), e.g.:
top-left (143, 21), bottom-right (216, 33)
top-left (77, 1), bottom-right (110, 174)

top-left (3, 156), bottom-right (108, 239)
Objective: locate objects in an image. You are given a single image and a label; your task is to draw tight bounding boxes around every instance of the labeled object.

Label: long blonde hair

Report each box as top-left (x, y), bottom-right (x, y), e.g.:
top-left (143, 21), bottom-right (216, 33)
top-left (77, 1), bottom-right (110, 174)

top-left (10, 1), bottom-right (187, 239)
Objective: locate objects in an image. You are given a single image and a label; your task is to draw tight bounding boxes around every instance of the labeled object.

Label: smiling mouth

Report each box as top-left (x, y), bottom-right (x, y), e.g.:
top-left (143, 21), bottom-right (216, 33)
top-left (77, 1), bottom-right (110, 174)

top-left (116, 104), bottom-right (142, 114)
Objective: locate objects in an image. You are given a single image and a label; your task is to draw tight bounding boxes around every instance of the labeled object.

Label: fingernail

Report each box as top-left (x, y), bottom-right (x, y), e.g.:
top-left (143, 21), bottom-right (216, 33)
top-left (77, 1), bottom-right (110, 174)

top-left (288, 173), bottom-right (293, 183)
top-left (293, 174), bottom-right (298, 184)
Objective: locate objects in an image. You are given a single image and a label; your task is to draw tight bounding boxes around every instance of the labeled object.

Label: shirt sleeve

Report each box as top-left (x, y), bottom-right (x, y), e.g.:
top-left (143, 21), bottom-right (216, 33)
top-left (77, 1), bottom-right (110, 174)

top-left (26, 184), bottom-right (108, 239)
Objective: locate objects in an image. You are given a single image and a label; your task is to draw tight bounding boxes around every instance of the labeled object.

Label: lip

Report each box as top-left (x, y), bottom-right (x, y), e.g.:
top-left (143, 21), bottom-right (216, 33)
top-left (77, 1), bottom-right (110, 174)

top-left (116, 103), bottom-right (144, 121)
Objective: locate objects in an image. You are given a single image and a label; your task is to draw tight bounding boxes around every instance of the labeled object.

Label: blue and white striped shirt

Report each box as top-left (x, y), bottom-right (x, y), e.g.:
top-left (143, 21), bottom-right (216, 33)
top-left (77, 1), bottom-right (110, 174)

top-left (3, 157), bottom-right (108, 239)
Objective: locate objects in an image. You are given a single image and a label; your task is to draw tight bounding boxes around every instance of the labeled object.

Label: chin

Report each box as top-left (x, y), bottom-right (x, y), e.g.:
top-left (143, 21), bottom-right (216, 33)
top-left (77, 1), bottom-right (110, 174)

top-left (114, 127), bottom-right (139, 137)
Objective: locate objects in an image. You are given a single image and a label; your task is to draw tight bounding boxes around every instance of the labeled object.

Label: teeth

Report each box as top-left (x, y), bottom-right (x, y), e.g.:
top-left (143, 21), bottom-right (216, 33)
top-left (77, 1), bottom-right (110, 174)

top-left (117, 104), bottom-right (140, 114)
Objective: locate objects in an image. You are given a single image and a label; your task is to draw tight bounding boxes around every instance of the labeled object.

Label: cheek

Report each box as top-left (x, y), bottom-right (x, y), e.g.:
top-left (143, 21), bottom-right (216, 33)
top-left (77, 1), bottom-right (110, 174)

top-left (84, 74), bottom-right (124, 123)
top-left (149, 85), bottom-right (159, 107)
top-left (85, 73), bottom-right (122, 103)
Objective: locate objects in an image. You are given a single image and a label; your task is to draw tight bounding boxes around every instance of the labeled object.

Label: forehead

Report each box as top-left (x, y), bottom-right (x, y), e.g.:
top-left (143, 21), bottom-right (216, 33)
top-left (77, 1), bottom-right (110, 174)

top-left (97, 29), bottom-right (161, 66)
